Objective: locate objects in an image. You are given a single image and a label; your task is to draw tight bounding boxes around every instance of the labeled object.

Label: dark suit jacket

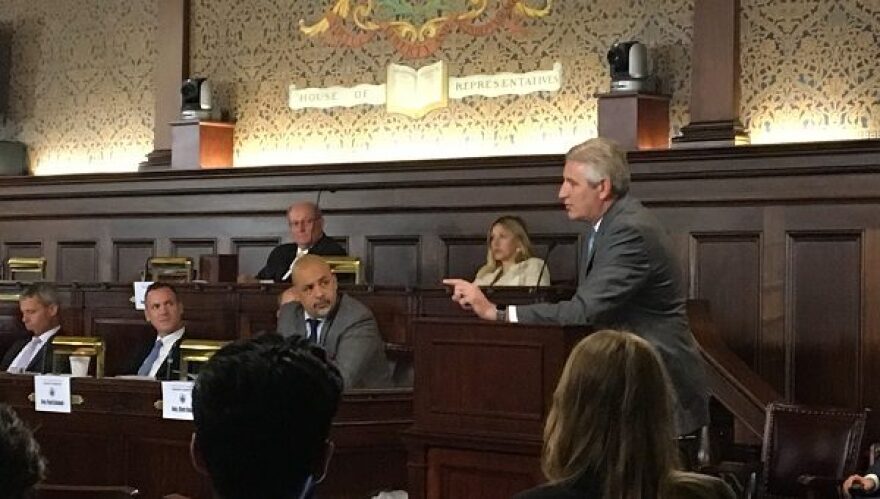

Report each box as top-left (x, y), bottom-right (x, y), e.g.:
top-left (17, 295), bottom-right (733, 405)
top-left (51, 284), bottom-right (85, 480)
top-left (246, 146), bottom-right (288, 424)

top-left (277, 294), bottom-right (391, 389)
top-left (256, 234), bottom-right (347, 282)
top-left (516, 194), bottom-right (709, 434)
top-left (0, 330), bottom-right (62, 374)
top-left (131, 332), bottom-right (186, 381)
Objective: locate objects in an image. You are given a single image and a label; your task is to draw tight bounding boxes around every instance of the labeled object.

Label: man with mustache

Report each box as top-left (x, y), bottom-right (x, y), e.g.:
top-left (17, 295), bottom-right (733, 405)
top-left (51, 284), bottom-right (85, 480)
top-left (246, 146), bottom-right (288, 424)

top-left (276, 254), bottom-right (390, 389)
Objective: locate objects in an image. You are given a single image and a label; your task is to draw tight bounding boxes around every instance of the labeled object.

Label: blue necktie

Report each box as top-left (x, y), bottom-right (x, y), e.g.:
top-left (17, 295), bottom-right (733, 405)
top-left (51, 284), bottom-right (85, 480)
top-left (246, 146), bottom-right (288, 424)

top-left (587, 229), bottom-right (597, 258)
top-left (137, 340), bottom-right (163, 376)
top-left (306, 319), bottom-right (320, 344)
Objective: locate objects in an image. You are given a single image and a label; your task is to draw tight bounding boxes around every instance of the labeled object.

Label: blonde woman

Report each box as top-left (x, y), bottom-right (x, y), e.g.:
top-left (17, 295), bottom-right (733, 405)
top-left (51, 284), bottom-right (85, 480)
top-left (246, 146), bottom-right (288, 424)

top-left (473, 216), bottom-right (550, 287)
top-left (514, 331), bottom-right (734, 499)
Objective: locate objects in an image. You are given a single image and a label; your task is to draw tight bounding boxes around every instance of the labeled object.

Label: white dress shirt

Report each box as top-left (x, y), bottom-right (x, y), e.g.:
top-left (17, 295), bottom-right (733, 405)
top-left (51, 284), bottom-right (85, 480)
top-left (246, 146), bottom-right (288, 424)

top-left (145, 328), bottom-right (185, 378)
top-left (7, 326), bottom-right (60, 373)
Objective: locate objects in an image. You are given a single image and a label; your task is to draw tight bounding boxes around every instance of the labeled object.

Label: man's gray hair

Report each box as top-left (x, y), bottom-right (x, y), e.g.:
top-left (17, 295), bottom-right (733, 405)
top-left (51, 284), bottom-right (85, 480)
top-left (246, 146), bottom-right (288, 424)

top-left (20, 282), bottom-right (60, 307)
top-left (565, 137), bottom-right (630, 197)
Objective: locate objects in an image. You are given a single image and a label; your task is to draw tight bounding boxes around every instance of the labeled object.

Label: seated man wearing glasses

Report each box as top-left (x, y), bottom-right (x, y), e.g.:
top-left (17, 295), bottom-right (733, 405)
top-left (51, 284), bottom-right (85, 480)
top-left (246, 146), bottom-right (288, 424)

top-left (256, 201), bottom-right (346, 283)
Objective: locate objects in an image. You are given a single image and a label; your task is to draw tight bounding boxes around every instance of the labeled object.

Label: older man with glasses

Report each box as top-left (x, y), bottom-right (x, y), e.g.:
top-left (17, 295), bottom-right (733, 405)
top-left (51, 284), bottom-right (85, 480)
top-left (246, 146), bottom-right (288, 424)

top-left (255, 201), bottom-right (347, 283)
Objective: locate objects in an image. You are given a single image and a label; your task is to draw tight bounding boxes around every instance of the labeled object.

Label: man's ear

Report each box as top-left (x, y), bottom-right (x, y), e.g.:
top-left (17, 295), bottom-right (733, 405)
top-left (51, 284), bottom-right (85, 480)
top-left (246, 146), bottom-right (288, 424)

top-left (598, 177), bottom-right (614, 201)
top-left (311, 439), bottom-right (334, 484)
top-left (189, 432), bottom-right (209, 476)
top-left (48, 303), bottom-right (60, 319)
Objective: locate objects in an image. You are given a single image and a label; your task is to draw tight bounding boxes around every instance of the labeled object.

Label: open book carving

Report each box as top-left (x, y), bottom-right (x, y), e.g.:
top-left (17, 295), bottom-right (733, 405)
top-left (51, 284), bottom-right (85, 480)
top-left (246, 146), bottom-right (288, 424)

top-left (385, 60), bottom-right (449, 119)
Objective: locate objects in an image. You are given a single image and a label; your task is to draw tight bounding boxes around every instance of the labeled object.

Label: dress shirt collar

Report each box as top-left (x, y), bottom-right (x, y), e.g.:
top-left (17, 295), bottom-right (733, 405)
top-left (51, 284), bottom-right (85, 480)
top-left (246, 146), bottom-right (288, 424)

top-left (155, 327), bottom-right (185, 347)
top-left (35, 325), bottom-right (61, 345)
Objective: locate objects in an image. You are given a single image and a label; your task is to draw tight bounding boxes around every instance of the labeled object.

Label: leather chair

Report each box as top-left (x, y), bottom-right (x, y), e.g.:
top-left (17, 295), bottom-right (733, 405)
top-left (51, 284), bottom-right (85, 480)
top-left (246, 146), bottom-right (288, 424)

top-left (755, 402), bottom-right (867, 498)
top-left (34, 484), bottom-right (138, 498)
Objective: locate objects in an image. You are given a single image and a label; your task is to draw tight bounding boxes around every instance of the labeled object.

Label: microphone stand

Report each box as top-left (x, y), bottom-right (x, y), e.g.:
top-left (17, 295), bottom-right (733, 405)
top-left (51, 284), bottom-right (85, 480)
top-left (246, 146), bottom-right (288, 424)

top-left (531, 241), bottom-right (558, 301)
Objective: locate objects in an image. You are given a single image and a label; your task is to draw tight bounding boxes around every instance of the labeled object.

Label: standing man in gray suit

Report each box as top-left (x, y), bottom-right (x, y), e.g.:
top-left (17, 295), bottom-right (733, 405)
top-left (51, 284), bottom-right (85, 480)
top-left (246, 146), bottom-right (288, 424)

top-left (444, 138), bottom-right (708, 438)
top-left (277, 254), bottom-right (391, 389)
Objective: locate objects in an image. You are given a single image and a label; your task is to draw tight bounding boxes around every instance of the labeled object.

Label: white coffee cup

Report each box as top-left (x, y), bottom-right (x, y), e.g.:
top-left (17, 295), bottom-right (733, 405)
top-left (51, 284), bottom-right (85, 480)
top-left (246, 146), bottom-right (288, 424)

top-left (69, 355), bottom-right (91, 377)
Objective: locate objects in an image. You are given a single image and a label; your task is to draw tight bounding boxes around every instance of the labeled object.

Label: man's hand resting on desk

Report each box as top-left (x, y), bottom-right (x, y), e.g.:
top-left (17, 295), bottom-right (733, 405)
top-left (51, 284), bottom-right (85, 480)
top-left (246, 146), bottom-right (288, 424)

top-left (442, 279), bottom-right (497, 321)
top-left (843, 474), bottom-right (877, 497)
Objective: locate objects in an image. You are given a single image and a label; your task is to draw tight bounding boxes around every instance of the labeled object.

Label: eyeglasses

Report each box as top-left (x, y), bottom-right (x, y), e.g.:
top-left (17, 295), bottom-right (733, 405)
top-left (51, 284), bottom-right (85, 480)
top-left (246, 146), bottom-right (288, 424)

top-left (289, 217), bottom-right (319, 229)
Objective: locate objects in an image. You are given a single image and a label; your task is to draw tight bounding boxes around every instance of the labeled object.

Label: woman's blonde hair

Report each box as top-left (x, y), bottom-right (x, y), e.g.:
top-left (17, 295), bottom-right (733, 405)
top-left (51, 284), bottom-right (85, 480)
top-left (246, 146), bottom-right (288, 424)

top-left (475, 216), bottom-right (535, 280)
top-left (542, 330), bottom-right (680, 499)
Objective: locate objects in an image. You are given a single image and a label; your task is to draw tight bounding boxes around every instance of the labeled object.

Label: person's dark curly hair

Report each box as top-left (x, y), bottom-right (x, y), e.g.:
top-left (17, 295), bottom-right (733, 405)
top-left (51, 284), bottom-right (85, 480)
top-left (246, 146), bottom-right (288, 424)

top-left (193, 334), bottom-right (343, 499)
top-left (0, 404), bottom-right (46, 499)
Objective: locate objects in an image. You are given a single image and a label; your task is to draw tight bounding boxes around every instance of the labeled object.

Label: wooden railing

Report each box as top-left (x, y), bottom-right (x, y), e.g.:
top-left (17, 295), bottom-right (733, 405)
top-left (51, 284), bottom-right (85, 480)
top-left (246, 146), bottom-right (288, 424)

top-left (688, 300), bottom-right (781, 439)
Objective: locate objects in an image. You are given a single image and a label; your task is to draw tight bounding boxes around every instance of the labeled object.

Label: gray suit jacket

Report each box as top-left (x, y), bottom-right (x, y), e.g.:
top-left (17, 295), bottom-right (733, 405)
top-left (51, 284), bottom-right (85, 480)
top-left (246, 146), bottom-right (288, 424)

top-left (516, 194), bottom-right (709, 434)
top-left (277, 294), bottom-right (391, 389)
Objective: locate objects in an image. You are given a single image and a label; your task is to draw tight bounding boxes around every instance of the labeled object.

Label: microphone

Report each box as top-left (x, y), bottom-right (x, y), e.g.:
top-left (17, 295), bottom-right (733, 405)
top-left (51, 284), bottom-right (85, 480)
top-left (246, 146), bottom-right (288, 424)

top-left (532, 240), bottom-right (558, 296)
top-left (164, 353), bottom-right (174, 381)
top-left (315, 188), bottom-right (337, 211)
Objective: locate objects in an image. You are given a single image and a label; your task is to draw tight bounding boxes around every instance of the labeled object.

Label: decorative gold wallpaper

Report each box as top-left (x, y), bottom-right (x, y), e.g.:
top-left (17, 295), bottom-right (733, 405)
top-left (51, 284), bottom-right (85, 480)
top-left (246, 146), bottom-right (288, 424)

top-left (191, 0), bottom-right (695, 166)
top-left (0, 0), bottom-right (156, 174)
top-left (741, 0), bottom-right (880, 143)
top-left (0, 0), bottom-right (877, 174)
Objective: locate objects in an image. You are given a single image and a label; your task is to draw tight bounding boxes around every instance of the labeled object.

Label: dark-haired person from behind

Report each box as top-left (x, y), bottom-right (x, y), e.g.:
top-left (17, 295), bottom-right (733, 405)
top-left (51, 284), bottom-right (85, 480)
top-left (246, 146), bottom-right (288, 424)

top-left (0, 403), bottom-right (47, 499)
top-left (190, 335), bottom-right (343, 499)
top-left (514, 331), bottom-right (734, 499)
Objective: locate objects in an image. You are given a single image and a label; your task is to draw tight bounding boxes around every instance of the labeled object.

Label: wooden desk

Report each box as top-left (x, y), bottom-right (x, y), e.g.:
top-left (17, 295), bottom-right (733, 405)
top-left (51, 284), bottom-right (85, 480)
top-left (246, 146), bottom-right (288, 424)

top-left (405, 318), bottom-right (587, 499)
top-left (0, 375), bottom-right (412, 499)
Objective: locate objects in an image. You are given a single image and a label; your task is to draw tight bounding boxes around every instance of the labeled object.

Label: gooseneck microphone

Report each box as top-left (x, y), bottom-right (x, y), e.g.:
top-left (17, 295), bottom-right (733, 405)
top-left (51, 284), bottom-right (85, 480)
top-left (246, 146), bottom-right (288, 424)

top-left (532, 240), bottom-right (558, 295)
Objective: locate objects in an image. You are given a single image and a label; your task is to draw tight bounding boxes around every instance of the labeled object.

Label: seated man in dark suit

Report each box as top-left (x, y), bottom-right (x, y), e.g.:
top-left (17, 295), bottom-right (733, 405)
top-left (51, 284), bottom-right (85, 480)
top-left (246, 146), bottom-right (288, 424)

top-left (277, 255), bottom-right (391, 389)
top-left (1, 283), bottom-right (63, 374)
top-left (256, 201), bottom-right (347, 283)
top-left (190, 335), bottom-right (343, 499)
top-left (0, 403), bottom-right (46, 498)
top-left (132, 282), bottom-right (186, 380)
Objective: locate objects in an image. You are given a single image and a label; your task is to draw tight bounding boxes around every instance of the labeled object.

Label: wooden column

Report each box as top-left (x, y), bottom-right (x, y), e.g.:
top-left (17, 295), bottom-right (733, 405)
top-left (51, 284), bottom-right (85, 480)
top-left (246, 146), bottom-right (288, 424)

top-left (141, 0), bottom-right (190, 168)
top-left (672, 0), bottom-right (749, 147)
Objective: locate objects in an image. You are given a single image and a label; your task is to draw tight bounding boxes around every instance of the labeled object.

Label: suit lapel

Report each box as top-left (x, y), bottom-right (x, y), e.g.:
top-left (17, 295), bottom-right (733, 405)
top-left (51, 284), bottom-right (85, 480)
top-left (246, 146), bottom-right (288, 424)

top-left (581, 195), bottom-right (630, 282)
top-left (318, 295), bottom-right (346, 355)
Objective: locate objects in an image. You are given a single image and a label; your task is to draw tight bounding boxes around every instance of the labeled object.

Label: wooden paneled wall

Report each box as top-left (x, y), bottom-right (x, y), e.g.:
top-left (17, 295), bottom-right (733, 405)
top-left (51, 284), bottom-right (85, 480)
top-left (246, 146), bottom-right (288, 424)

top-left (2, 140), bottom-right (880, 437)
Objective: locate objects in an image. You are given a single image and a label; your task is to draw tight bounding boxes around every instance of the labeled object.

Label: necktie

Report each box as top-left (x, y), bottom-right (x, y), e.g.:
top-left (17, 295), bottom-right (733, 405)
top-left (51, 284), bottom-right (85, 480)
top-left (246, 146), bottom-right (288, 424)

top-left (8, 337), bottom-right (41, 373)
top-left (137, 340), bottom-right (163, 376)
top-left (586, 229), bottom-right (597, 258)
top-left (305, 318), bottom-right (320, 344)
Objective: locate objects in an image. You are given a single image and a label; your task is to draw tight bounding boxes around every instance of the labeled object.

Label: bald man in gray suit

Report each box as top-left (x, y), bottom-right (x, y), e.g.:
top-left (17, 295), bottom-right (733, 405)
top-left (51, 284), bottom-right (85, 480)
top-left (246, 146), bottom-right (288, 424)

top-left (445, 138), bottom-right (708, 437)
top-left (277, 255), bottom-right (391, 389)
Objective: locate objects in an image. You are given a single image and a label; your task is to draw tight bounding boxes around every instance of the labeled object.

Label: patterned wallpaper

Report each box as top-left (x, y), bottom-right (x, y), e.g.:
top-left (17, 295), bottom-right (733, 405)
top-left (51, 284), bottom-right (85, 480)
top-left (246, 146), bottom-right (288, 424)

top-left (0, 0), bottom-right (156, 174)
top-left (0, 0), bottom-right (877, 174)
top-left (741, 0), bottom-right (880, 143)
top-left (191, 0), bottom-right (694, 166)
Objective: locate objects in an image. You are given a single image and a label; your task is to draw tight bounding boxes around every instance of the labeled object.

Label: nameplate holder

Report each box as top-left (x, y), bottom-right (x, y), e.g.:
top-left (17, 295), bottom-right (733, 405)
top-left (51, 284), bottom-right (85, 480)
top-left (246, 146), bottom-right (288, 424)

top-left (133, 281), bottom-right (154, 310)
top-left (161, 381), bottom-right (194, 421)
top-left (34, 375), bottom-right (72, 413)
